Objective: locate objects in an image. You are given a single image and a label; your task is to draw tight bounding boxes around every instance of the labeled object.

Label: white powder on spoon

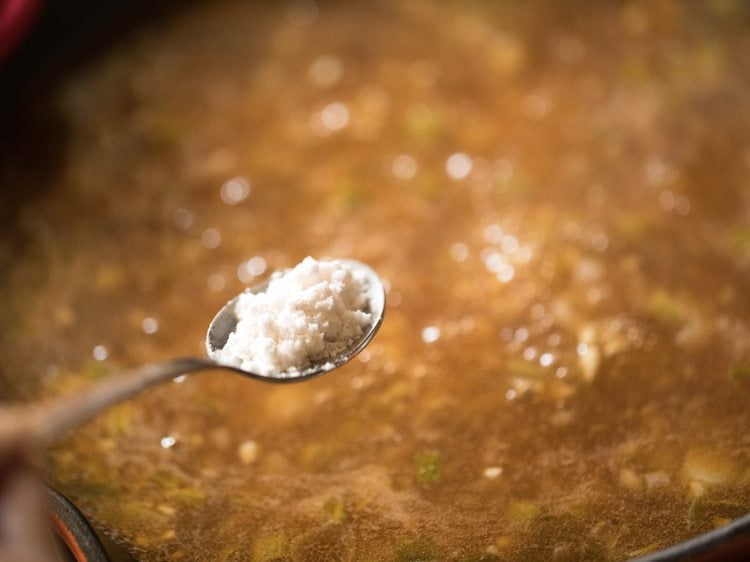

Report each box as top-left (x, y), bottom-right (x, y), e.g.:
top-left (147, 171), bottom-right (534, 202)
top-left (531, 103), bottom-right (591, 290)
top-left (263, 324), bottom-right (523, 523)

top-left (210, 257), bottom-right (372, 376)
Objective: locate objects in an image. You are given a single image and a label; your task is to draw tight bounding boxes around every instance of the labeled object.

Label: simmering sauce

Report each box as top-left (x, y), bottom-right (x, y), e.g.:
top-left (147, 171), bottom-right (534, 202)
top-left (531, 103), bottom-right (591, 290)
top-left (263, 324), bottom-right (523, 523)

top-left (1, 1), bottom-right (749, 560)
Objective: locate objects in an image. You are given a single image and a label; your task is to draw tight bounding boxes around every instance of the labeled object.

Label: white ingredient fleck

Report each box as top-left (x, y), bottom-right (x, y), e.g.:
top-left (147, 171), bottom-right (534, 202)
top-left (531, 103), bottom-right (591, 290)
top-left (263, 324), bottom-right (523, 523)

top-left (92, 345), bottom-right (108, 361)
top-left (483, 466), bottom-right (503, 479)
top-left (142, 317), bottom-right (159, 334)
top-left (237, 440), bottom-right (259, 465)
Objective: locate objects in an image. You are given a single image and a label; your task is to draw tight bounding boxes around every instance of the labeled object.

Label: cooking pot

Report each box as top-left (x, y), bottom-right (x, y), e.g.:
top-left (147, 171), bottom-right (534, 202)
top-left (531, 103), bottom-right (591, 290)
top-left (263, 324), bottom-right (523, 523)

top-left (2, 2), bottom-right (748, 560)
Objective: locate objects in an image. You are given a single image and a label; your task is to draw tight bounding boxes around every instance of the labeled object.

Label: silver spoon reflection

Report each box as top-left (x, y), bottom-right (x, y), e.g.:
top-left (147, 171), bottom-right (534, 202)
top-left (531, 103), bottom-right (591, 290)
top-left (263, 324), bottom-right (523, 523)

top-left (18, 259), bottom-right (385, 443)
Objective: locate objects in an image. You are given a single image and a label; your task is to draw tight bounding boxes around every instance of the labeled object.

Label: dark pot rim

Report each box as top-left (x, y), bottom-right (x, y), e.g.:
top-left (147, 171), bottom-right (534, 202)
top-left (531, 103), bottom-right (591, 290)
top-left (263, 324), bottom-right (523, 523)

top-left (635, 511), bottom-right (750, 562)
top-left (48, 485), bottom-right (750, 562)
top-left (46, 487), bottom-right (109, 562)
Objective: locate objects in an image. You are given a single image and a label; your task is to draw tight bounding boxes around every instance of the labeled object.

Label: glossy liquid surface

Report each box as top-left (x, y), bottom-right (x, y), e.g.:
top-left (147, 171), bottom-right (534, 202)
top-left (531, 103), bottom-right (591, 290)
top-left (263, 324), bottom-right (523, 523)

top-left (1, 1), bottom-right (749, 560)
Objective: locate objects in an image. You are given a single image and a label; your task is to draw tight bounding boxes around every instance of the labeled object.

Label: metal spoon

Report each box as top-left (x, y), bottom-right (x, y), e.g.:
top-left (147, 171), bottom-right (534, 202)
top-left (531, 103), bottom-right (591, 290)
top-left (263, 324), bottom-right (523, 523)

top-left (14, 259), bottom-right (385, 444)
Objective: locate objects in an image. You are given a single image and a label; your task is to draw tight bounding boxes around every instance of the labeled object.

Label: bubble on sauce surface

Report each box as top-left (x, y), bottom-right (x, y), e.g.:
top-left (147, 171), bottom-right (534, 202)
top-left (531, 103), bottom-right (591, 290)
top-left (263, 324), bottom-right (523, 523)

top-left (308, 55), bottom-right (343, 87)
top-left (220, 177), bottom-right (251, 205)
top-left (445, 152), bottom-right (473, 180)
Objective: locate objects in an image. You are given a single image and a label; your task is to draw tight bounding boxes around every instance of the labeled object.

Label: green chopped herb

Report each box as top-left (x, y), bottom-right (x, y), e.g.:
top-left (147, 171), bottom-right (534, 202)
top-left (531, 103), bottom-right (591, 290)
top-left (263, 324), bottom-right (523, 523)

top-left (728, 227), bottom-right (750, 250)
top-left (251, 532), bottom-right (289, 562)
top-left (647, 288), bottom-right (688, 323)
top-left (404, 105), bottom-right (442, 141)
top-left (168, 486), bottom-right (207, 507)
top-left (729, 363), bottom-right (750, 382)
top-left (322, 496), bottom-right (347, 524)
top-left (84, 360), bottom-right (110, 381)
top-left (415, 450), bottom-right (442, 484)
top-left (105, 403), bottom-right (133, 436)
top-left (396, 539), bottom-right (440, 562)
top-left (507, 358), bottom-right (545, 378)
top-left (509, 500), bottom-right (540, 523)
top-left (458, 553), bottom-right (501, 562)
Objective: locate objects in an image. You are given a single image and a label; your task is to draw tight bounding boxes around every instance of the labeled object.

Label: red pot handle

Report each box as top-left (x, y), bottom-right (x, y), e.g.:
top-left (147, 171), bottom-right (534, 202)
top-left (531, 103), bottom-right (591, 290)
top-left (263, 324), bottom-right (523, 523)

top-left (0, 0), bottom-right (43, 65)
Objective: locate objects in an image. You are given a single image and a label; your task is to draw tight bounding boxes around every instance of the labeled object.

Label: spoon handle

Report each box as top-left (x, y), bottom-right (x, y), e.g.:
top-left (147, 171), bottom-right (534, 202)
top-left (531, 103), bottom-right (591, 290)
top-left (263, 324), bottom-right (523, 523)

top-left (27, 357), bottom-right (215, 443)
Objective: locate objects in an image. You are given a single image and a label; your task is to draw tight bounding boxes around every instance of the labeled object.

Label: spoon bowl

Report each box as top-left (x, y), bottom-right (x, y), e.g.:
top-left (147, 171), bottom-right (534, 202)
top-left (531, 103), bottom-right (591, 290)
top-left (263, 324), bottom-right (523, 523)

top-left (206, 258), bottom-right (385, 381)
